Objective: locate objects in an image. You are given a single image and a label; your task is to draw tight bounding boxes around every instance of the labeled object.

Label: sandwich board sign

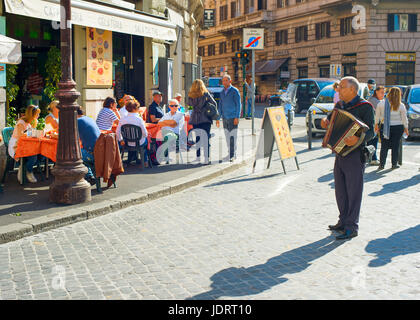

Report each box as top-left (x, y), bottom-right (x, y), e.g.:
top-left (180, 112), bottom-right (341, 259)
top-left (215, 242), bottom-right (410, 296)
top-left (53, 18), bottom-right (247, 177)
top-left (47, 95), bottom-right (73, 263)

top-left (252, 106), bottom-right (299, 174)
top-left (243, 28), bottom-right (264, 50)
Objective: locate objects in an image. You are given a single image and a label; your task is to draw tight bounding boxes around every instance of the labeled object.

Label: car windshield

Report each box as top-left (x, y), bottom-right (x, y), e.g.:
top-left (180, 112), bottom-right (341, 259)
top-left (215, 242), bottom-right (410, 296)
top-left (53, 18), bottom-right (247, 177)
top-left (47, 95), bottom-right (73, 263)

top-left (209, 78), bottom-right (222, 87)
top-left (409, 88), bottom-right (420, 104)
top-left (317, 81), bottom-right (335, 90)
top-left (316, 87), bottom-right (335, 104)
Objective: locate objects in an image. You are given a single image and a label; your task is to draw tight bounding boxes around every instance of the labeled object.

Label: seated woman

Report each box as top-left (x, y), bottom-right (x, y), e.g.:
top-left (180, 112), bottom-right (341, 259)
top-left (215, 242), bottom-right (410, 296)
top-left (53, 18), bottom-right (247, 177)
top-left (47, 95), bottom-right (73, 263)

top-left (96, 97), bottom-right (120, 131)
top-left (116, 101), bottom-right (149, 166)
top-left (8, 105), bottom-right (41, 183)
top-left (45, 100), bottom-right (60, 132)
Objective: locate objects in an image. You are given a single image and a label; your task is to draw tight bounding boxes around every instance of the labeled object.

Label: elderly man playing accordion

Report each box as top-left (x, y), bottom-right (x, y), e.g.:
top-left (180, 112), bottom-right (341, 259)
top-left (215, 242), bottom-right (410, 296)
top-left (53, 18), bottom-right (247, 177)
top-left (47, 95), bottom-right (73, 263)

top-left (321, 76), bottom-right (375, 240)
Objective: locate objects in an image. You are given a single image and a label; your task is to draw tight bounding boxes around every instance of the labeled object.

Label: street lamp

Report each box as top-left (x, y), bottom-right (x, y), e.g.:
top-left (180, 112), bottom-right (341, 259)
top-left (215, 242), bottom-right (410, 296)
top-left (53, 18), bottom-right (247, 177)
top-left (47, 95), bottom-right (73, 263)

top-left (49, 0), bottom-right (91, 204)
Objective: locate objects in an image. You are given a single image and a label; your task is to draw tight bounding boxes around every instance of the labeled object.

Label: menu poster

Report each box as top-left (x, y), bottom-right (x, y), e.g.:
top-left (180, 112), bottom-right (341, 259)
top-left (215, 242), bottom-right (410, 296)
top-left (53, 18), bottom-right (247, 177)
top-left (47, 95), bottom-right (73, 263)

top-left (86, 27), bottom-right (112, 86)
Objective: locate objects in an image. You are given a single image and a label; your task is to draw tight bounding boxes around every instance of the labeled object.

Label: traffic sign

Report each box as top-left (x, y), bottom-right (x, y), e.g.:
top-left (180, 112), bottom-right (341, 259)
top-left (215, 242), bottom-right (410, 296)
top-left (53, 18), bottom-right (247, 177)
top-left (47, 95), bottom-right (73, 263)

top-left (330, 64), bottom-right (342, 78)
top-left (243, 28), bottom-right (264, 50)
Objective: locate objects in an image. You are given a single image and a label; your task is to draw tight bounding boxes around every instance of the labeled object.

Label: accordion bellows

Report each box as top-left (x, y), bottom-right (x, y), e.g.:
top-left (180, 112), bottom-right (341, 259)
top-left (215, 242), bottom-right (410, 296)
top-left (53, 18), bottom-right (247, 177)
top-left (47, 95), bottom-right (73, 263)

top-left (322, 109), bottom-right (369, 157)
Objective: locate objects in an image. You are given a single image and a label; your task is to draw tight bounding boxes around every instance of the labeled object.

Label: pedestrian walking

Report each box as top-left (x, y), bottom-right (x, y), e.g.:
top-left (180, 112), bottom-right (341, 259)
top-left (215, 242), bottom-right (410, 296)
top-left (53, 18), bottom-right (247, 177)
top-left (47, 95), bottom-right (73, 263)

top-left (216, 74), bottom-right (242, 162)
top-left (375, 87), bottom-right (409, 171)
top-left (367, 86), bottom-right (386, 166)
top-left (321, 76), bottom-right (375, 240)
top-left (245, 75), bottom-right (253, 119)
top-left (188, 79), bottom-right (216, 164)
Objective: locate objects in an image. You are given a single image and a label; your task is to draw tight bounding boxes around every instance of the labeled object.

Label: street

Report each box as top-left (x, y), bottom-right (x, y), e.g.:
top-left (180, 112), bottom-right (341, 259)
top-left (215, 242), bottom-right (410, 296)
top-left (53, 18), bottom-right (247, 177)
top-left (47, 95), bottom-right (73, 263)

top-left (0, 110), bottom-right (419, 300)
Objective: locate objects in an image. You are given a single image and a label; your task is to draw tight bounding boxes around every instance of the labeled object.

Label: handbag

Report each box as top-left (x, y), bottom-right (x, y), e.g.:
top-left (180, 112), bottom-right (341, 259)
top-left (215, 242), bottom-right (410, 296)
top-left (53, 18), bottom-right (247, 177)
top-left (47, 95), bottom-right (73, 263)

top-left (203, 94), bottom-right (219, 121)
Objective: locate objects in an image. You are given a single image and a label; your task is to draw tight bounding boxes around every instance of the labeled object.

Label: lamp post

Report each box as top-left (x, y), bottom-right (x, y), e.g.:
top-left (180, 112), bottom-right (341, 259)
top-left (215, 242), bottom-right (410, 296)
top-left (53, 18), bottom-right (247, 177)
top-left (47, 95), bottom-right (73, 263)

top-left (49, 0), bottom-right (91, 204)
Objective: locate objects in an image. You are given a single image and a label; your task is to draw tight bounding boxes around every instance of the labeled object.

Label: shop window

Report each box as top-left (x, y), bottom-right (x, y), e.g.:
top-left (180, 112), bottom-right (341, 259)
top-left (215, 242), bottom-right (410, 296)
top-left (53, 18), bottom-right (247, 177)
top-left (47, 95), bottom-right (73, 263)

top-left (388, 14), bottom-right (417, 32)
top-left (386, 61), bottom-right (415, 85)
top-left (319, 65), bottom-right (330, 78)
top-left (209, 67), bottom-right (216, 77)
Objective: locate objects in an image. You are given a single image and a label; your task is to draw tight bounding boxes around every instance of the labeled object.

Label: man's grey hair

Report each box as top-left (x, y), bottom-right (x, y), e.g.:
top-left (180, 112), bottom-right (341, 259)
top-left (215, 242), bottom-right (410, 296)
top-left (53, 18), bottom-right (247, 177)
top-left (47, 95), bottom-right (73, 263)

top-left (168, 99), bottom-right (179, 105)
top-left (222, 74), bottom-right (232, 81)
top-left (341, 76), bottom-right (360, 93)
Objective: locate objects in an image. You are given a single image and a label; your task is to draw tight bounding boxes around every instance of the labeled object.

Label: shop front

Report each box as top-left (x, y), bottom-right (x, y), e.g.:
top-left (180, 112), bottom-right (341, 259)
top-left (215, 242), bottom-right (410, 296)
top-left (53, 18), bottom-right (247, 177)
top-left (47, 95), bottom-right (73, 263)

top-left (385, 52), bottom-right (416, 86)
top-left (3, 0), bottom-right (176, 117)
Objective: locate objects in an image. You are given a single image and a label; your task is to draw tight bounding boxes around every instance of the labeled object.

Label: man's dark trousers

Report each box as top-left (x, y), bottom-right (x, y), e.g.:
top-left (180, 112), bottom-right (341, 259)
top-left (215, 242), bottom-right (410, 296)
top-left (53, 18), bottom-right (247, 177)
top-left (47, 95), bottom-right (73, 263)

top-left (333, 149), bottom-right (365, 232)
top-left (223, 118), bottom-right (238, 159)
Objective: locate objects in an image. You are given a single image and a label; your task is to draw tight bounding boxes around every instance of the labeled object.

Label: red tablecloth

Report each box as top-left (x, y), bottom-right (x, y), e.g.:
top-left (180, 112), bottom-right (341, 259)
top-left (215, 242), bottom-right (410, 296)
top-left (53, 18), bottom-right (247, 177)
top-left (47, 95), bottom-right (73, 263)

top-left (15, 137), bottom-right (58, 162)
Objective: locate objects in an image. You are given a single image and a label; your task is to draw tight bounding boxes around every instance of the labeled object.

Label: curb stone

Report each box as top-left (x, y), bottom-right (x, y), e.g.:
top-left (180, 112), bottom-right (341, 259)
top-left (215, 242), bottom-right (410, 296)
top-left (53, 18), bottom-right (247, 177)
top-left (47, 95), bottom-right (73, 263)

top-left (0, 152), bottom-right (255, 244)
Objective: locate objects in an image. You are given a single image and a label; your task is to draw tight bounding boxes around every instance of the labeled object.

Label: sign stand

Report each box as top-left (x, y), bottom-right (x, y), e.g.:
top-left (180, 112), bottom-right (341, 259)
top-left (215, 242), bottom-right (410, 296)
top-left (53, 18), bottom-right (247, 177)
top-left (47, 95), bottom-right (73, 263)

top-left (252, 107), bottom-right (299, 175)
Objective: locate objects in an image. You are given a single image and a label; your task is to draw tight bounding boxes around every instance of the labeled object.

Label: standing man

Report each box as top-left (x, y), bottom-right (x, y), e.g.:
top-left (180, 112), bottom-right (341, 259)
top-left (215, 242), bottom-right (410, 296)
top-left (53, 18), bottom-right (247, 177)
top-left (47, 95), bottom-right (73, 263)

top-left (321, 76), bottom-right (375, 240)
top-left (216, 74), bottom-right (242, 162)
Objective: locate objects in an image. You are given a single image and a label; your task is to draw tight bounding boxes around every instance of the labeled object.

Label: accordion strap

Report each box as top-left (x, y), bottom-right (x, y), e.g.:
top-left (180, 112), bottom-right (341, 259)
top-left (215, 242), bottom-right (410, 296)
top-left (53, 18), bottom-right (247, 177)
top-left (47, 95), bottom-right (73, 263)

top-left (345, 101), bottom-right (373, 111)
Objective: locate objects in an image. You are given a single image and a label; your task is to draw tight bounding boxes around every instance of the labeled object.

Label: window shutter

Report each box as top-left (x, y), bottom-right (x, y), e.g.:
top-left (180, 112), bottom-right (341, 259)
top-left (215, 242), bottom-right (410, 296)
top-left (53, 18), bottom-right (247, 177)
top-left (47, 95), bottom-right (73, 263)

top-left (340, 18), bottom-right (344, 36)
top-left (304, 26), bottom-right (308, 41)
top-left (285, 30), bottom-right (288, 44)
top-left (327, 22), bottom-right (331, 38)
top-left (409, 14), bottom-right (418, 32)
top-left (388, 14), bottom-right (395, 32)
top-left (315, 23), bottom-right (320, 40)
top-left (295, 28), bottom-right (299, 43)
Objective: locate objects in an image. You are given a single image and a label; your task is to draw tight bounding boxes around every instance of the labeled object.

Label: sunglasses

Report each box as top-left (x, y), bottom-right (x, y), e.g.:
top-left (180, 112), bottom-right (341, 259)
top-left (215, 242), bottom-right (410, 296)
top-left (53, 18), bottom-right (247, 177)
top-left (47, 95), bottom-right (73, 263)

top-left (169, 104), bottom-right (178, 107)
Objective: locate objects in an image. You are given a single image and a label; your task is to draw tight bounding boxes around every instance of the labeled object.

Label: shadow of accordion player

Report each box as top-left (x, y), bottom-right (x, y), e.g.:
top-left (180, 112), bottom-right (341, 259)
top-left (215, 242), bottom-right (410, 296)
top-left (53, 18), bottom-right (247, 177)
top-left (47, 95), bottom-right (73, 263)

top-left (320, 77), bottom-right (375, 240)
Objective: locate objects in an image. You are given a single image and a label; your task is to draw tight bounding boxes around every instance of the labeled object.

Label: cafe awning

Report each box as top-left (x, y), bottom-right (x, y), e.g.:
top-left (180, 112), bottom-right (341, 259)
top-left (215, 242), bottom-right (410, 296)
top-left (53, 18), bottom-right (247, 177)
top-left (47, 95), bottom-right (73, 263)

top-left (5, 0), bottom-right (177, 41)
top-left (255, 58), bottom-right (289, 76)
top-left (0, 34), bottom-right (22, 64)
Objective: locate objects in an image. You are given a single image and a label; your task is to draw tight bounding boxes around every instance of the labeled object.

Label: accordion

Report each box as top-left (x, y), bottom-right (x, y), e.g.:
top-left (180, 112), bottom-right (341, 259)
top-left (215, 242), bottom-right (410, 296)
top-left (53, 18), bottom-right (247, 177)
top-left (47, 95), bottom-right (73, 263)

top-left (322, 108), bottom-right (369, 157)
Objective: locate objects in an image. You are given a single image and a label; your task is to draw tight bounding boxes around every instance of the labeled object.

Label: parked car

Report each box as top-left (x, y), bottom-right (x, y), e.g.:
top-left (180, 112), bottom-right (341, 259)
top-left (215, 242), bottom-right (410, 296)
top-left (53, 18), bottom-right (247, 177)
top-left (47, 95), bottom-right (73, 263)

top-left (294, 78), bottom-right (336, 113)
top-left (206, 77), bottom-right (224, 104)
top-left (305, 83), bottom-right (370, 136)
top-left (402, 84), bottom-right (420, 139)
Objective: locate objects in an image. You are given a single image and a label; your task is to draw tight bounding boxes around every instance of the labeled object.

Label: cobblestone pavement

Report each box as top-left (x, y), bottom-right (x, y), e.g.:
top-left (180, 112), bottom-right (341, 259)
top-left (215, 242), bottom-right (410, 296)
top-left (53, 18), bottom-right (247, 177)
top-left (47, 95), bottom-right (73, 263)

top-left (0, 124), bottom-right (419, 300)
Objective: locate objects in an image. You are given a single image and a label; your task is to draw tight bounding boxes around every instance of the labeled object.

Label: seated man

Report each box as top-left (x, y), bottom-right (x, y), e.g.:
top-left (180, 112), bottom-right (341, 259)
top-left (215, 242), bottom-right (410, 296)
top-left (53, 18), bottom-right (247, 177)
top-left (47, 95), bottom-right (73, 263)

top-left (157, 99), bottom-right (185, 162)
top-left (77, 107), bottom-right (101, 184)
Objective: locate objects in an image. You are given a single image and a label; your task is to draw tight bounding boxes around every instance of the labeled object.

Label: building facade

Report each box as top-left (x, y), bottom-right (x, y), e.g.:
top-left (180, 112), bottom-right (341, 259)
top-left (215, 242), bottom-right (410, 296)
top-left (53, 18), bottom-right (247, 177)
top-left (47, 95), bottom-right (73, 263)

top-left (199, 0), bottom-right (420, 98)
top-left (0, 0), bottom-right (203, 176)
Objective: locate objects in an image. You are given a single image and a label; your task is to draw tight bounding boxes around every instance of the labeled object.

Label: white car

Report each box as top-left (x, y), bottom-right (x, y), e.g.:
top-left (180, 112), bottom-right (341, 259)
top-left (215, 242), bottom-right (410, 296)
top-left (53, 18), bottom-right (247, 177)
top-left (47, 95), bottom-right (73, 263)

top-left (306, 83), bottom-right (370, 136)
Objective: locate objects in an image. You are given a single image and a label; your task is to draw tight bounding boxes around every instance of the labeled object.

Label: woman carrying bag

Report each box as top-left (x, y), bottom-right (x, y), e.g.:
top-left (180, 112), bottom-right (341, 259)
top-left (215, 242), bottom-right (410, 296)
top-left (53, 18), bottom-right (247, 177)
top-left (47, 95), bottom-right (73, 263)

top-left (375, 87), bottom-right (409, 170)
top-left (188, 79), bottom-right (217, 164)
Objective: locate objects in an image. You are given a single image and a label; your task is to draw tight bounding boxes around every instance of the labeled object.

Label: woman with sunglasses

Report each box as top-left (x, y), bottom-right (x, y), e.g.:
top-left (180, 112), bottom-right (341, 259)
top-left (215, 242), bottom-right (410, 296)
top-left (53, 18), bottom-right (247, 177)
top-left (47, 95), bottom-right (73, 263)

top-left (8, 105), bottom-right (41, 183)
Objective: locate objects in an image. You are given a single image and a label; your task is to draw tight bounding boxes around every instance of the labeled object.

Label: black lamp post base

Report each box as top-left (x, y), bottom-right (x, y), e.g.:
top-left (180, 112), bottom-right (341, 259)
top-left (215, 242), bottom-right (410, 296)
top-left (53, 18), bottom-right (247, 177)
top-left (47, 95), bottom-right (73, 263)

top-left (49, 164), bottom-right (91, 204)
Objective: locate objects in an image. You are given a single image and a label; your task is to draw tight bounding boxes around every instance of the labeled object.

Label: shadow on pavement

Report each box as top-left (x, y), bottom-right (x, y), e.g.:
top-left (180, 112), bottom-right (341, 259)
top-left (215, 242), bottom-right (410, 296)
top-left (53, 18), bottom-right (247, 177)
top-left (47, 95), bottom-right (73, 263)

top-left (188, 235), bottom-right (344, 300)
top-left (365, 224), bottom-right (420, 267)
top-left (318, 170), bottom-right (334, 183)
top-left (368, 174), bottom-right (420, 197)
top-left (204, 172), bottom-right (283, 188)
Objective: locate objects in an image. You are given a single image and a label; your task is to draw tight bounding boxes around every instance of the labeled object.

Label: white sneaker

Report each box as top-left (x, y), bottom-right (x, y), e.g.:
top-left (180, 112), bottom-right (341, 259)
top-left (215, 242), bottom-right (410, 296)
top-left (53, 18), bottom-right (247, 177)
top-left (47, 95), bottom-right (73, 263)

top-left (370, 160), bottom-right (380, 166)
top-left (26, 171), bottom-right (37, 183)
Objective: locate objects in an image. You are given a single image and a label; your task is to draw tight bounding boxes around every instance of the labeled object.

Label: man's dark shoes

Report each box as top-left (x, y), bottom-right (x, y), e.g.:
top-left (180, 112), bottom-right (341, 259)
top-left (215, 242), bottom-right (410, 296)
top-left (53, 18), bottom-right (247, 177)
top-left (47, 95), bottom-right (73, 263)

top-left (336, 230), bottom-right (358, 240)
top-left (328, 223), bottom-right (344, 232)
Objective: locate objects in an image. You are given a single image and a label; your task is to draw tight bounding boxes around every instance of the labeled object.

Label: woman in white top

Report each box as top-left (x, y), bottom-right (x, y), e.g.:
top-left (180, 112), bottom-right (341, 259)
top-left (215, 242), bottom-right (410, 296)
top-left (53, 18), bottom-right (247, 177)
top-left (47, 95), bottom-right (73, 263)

top-left (45, 100), bottom-right (59, 132)
top-left (8, 105), bottom-right (41, 183)
top-left (375, 87), bottom-right (409, 170)
top-left (116, 101), bottom-right (149, 166)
